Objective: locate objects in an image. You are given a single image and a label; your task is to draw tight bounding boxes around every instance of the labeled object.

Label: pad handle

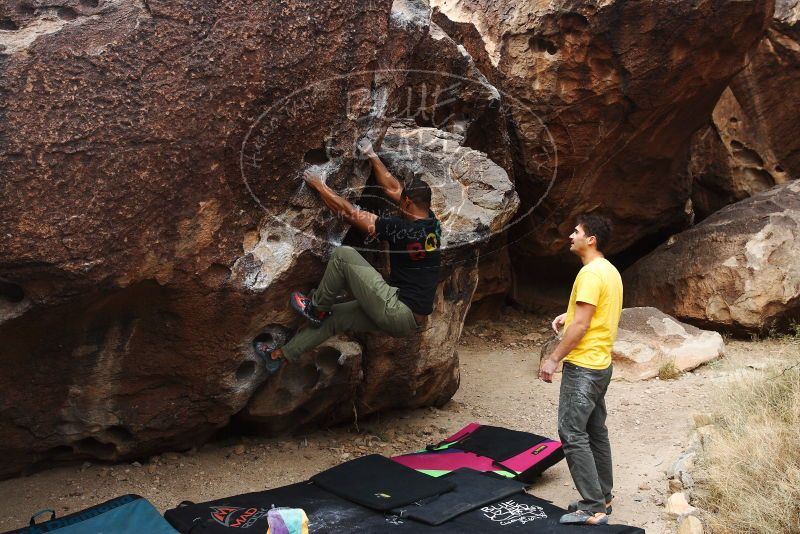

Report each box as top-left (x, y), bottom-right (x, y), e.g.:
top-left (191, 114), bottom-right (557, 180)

top-left (29, 509), bottom-right (56, 525)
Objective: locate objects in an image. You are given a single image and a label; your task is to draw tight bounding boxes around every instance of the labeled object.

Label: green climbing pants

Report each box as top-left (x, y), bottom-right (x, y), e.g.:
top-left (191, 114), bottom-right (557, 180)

top-left (281, 246), bottom-right (418, 361)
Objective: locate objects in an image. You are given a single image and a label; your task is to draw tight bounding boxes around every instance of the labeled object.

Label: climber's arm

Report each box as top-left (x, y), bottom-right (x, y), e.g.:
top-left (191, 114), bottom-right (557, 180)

top-left (358, 139), bottom-right (403, 204)
top-left (303, 169), bottom-right (377, 235)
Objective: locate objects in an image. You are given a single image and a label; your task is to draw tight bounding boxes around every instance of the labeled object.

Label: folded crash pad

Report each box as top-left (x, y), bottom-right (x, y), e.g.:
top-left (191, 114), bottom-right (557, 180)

top-left (392, 468), bottom-right (527, 525)
top-left (310, 454), bottom-right (455, 511)
top-left (393, 423), bottom-right (564, 482)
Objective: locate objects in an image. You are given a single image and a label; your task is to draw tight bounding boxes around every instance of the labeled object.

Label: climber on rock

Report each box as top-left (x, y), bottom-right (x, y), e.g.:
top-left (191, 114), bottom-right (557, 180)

top-left (255, 138), bottom-right (442, 373)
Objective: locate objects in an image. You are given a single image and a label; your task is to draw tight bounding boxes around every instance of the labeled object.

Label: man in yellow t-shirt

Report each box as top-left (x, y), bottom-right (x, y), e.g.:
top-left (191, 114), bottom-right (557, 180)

top-left (539, 213), bottom-right (623, 526)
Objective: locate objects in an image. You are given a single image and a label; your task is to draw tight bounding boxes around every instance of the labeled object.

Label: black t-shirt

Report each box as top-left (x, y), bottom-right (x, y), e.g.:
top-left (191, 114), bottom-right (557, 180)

top-left (374, 212), bottom-right (441, 315)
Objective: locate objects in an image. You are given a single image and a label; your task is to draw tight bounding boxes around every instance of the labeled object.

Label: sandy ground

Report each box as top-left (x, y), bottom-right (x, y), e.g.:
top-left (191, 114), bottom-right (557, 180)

top-left (0, 309), bottom-right (796, 532)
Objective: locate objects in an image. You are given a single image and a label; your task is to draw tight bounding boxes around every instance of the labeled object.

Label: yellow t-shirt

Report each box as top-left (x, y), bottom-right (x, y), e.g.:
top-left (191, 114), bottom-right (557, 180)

top-left (563, 257), bottom-right (623, 370)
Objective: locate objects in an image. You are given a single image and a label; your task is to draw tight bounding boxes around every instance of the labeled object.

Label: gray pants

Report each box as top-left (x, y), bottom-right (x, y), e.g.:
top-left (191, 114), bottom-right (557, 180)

top-left (281, 246), bottom-right (418, 361)
top-left (558, 362), bottom-right (614, 513)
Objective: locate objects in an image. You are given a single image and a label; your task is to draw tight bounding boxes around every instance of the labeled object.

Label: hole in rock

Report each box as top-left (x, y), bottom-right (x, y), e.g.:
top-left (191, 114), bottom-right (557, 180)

top-left (729, 140), bottom-right (765, 167)
top-left (252, 325), bottom-right (291, 357)
top-left (0, 278), bottom-right (24, 303)
top-left (729, 139), bottom-right (744, 149)
top-left (80, 0), bottom-right (100, 7)
top-left (743, 168), bottom-right (775, 189)
top-left (73, 437), bottom-right (117, 457)
top-left (561, 12), bottom-right (589, 32)
top-left (274, 386), bottom-right (293, 405)
top-left (267, 234), bottom-right (281, 242)
top-left (729, 117), bottom-right (738, 123)
top-left (304, 147), bottom-right (330, 165)
top-left (315, 346), bottom-right (341, 373)
top-left (529, 36), bottom-right (558, 55)
top-left (775, 165), bottom-right (785, 173)
top-left (253, 331), bottom-right (275, 347)
top-left (47, 445), bottom-right (74, 457)
top-left (0, 17), bottom-right (19, 30)
top-left (56, 7), bottom-right (78, 20)
top-left (104, 425), bottom-right (134, 443)
top-left (609, 223), bottom-right (684, 272)
top-left (236, 360), bottom-right (257, 382)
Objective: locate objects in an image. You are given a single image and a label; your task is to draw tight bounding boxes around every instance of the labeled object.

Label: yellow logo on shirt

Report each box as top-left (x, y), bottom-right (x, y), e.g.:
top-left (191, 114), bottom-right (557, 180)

top-left (424, 232), bottom-right (439, 252)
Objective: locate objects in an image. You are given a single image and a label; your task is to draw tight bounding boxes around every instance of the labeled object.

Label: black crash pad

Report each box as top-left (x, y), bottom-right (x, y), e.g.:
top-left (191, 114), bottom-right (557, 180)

top-left (392, 468), bottom-right (527, 525)
top-left (310, 454), bottom-right (455, 511)
top-left (165, 480), bottom-right (646, 534)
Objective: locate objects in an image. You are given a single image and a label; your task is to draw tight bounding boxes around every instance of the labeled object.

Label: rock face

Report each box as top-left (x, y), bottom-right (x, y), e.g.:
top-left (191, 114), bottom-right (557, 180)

top-left (356, 124), bottom-right (520, 412)
top-left (624, 181), bottom-right (800, 335)
top-left (0, 0), bottom-right (785, 480)
top-left (538, 308), bottom-right (724, 381)
top-left (465, 245), bottom-right (513, 322)
top-left (358, 123), bottom-right (520, 415)
top-left (612, 308), bottom-right (724, 381)
top-left (397, 17), bottom-right (516, 315)
top-left (0, 0), bottom-right (496, 478)
top-left (379, 124), bottom-right (520, 249)
top-left (238, 338), bottom-right (364, 434)
top-left (216, 123), bottom-right (519, 432)
top-left (431, 0), bottom-right (774, 256)
top-left (690, 1), bottom-right (800, 220)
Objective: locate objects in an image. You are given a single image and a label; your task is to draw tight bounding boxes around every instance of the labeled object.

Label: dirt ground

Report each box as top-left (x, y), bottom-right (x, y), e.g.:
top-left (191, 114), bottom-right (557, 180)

top-left (0, 309), bottom-right (795, 532)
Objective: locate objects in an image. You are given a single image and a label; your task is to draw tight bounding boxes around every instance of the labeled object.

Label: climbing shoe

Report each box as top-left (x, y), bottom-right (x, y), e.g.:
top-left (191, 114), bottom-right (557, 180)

top-left (559, 510), bottom-right (609, 525)
top-left (253, 331), bottom-right (287, 375)
top-left (290, 291), bottom-right (330, 327)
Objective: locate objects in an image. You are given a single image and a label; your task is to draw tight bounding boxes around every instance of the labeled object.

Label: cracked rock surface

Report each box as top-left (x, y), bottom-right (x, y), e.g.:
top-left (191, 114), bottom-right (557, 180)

top-left (689, 0), bottom-right (800, 220)
top-left (431, 0), bottom-right (774, 257)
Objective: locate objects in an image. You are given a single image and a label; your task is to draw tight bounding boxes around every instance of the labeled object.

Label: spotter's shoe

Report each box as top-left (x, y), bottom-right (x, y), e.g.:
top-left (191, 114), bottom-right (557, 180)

top-left (290, 291), bottom-right (330, 327)
top-left (559, 510), bottom-right (609, 525)
top-left (568, 499), bottom-right (613, 515)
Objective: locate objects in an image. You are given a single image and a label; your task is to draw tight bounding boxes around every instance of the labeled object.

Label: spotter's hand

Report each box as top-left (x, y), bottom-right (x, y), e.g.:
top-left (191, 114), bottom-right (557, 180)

top-left (551, 313), bottom-right (567, 335)
top-left (303, 169), bottom-right (324, 190)
top-left (539, 357), bottom-right (558, 383)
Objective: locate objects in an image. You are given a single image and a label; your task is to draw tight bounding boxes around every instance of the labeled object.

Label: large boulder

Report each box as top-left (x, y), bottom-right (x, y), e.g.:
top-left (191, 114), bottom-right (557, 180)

top-left (397, 17), bottom-right (518, 313)
top-left (465, 244), bottom-right (513, 322)
top-left (611, 307), bottom-right (725, 381)
top-left (538, 307), bottom-right (725, 381)
top-left (227, 122), bottom-right (519, 430)
top-left (237, 337), bottom-right (364, 434)
top-left (689, 0), bottom-right (799, 220)
top-left (624, 181), bottom-right (800, 334)
top-left (0, 0), bottom-right (469, 478)
top-left (431, 0), bottom-right (774, 256)
top-left (358, 123), bottom-right (519, 412)
top-left (378, 123), bottom-right (520, 248)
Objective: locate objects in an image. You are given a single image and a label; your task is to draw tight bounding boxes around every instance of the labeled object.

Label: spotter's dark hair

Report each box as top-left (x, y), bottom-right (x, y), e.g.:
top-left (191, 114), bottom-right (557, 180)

top-left (576, 213), bottom-right (613, 252)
